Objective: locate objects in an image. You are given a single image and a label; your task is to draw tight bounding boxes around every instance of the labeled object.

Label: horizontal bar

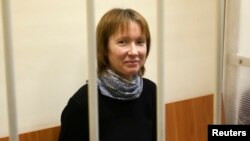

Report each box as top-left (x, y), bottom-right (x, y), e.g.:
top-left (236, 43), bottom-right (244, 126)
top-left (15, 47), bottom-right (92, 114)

top-left (229, 54), bottom-right (250, 68)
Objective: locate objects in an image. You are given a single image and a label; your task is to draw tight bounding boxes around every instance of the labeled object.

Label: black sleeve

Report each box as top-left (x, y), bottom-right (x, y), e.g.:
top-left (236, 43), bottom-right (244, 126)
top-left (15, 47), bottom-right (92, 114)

top-left (58, 97), bottom-right (89, 141)
top-left (152, 84), bottom-right (157, 141)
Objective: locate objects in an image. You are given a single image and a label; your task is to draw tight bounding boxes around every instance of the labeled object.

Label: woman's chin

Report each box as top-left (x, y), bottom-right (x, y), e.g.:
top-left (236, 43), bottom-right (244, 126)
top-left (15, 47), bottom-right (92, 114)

top-left (125, 71), bottom-right (140, 77)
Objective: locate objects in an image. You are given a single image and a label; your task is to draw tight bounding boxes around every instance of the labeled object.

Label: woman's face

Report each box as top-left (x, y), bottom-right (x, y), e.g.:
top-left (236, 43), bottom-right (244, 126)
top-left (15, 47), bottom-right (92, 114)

top-left (108, 21), bottom-right (147, 80)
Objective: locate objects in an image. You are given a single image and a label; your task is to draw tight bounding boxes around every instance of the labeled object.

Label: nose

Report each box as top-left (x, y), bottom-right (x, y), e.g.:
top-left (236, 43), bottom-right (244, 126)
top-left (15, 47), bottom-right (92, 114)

top-left (128, 43), bottom-right (139, 56)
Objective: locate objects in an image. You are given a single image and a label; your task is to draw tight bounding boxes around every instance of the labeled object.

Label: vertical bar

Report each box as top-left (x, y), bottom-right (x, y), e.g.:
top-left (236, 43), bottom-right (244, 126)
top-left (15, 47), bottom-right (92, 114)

top-left (1, 0), bottom-right (19, 141)
top-left (157, 0), bottom-right (165, 140)
top-left (86, 0), bottom-right (99, 141)
top-left (214, 0), bottom-right (226, 124)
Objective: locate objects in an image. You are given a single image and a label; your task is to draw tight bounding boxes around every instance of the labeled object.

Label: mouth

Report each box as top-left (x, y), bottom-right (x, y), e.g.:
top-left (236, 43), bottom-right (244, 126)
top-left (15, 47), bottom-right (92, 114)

top-left (124, 60), bottom-right (140, 66)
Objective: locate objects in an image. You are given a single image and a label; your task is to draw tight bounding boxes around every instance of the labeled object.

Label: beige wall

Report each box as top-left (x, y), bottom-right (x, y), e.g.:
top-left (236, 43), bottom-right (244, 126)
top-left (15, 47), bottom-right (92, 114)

top-left (163, 0), bottom-right (219, 102)
top-left (0, 0), bottom-right (219, 137)
top-left (0, 0), bottom-right (88, 136)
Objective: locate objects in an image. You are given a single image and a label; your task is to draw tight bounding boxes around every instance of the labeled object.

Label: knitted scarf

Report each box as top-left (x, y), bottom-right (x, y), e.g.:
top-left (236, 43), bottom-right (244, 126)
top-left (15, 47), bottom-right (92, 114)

top-left (98, 69), bottom-right (143, 100)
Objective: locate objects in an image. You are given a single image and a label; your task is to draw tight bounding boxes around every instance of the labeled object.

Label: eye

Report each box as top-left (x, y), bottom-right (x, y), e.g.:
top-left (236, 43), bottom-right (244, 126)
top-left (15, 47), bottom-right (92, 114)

top-left (117, 40), bottom-right (128, 46)
top-left (136, 39), bottom-right (146, 46)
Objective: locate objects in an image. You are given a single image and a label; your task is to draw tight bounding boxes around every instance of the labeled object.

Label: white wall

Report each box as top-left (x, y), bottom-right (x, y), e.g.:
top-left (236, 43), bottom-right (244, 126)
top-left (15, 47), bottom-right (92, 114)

top-left (0, 0), bottom-right (219, 137)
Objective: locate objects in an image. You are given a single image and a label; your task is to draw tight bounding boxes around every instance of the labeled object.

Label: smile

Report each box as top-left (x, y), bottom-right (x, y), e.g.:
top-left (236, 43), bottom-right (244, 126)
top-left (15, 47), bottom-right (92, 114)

top-left (124, 61), bottom-right (140, 67)
top-left (125, 60), bottom-right (139, 63)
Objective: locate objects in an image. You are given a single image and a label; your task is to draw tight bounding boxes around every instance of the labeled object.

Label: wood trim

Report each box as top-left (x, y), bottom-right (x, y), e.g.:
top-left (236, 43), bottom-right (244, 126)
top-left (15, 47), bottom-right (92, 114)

top-left (166, 94), bottom-right (213, 141)
top-left (221, 94), bottom-right (225, 124)
top-left (0, 127), bottom-right (60, 141)
top-left (0, 94), bottom-right (214, 141)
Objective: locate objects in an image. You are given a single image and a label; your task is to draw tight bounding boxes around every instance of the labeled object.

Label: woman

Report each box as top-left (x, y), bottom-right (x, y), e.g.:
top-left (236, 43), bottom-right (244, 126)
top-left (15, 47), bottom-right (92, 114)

top-left (58, 8), bottom-right (157, 141)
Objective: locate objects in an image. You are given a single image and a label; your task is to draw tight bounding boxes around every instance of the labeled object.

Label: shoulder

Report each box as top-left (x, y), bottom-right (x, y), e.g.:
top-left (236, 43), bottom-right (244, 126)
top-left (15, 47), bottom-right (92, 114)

top-left (142, 78), bottom-right (156, 89)
top-left (141, 78), bottom-right (157, 106)
top-left (60, 84), bottom-right (88, 121)
top-left (142, 78), bottom-right (157, 95)
top-left (69, 84), bottom-right (88, 108)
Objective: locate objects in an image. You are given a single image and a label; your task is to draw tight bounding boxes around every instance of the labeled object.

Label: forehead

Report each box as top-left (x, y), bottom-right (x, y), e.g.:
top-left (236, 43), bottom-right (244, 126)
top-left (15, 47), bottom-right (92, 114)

top-left (112, 21), bottom-right (144, 37)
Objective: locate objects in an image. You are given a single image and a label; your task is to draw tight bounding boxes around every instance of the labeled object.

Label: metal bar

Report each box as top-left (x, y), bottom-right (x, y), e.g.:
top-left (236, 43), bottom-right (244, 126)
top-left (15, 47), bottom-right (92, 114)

top-left (86, 0), bottom-right (99, 141)
top-left (236, 56), bottom-right (250, 68)
top-left (214, 0), bottom-right (226, 124)
top-left (157, 0), bottom-right (165, 140)
top-left (1, 0), bottom-right (19, 141)
top-left (229, 55), bottom-right (250, 68)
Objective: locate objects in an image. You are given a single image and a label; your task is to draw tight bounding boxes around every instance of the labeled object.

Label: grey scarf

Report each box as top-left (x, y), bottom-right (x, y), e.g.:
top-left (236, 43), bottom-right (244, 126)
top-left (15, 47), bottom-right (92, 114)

top-left (98, 69), bottom-right (143, 100)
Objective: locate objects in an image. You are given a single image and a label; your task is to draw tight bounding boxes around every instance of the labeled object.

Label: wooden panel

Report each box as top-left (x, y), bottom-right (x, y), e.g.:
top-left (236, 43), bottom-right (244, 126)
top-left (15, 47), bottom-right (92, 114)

top-left (0, 127), bottom-right (60, 141)
top-left (221, 94), bottom-right (225, 124)
top-left (0, 137), bottom-right (8, 141)
top-left (0, 94), bottom-right (214, 141)
top-left (166, 94), bottom-right (213, 141)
